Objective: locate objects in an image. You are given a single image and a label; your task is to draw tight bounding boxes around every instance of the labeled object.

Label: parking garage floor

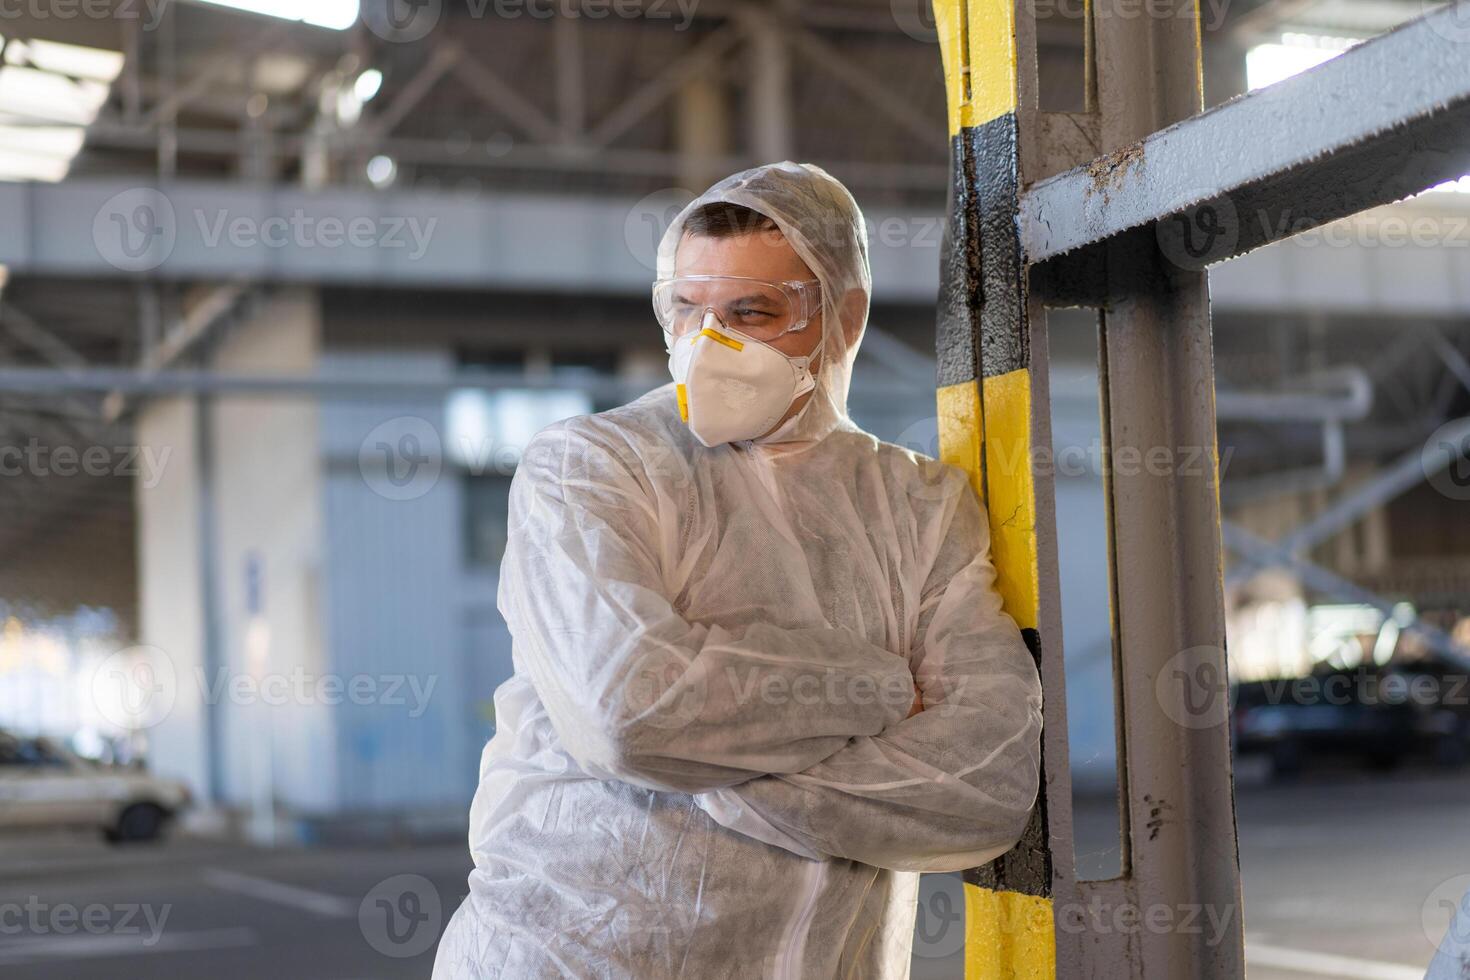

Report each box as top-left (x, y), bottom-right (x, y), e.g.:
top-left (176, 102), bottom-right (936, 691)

top-left (0, 768), bottom-right (1462, 979)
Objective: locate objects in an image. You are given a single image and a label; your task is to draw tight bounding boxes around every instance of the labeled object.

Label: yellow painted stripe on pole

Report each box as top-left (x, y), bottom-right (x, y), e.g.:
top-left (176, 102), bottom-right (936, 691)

top-left (965, 884), bottom-right (1056, 979)
top-left (981, 368), bottom-right (1039, 632)
top-left (937, 379), bottom-right (984, 500)
top-left (932, 0), bottom-right (1018, 135)
top-left (1192, 0), bottom-right (1205, 110)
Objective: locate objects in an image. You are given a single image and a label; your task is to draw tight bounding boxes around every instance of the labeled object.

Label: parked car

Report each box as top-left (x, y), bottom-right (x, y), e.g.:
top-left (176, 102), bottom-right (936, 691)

top-left (1232, 657), bottom-right (1470, 777)
top-left (0, 732), bottom-right (191, 842)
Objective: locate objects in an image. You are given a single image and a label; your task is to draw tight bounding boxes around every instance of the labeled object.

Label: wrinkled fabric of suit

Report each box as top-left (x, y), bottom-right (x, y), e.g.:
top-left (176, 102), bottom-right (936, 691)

top-left (433, 163), bottom-right (1043, 979)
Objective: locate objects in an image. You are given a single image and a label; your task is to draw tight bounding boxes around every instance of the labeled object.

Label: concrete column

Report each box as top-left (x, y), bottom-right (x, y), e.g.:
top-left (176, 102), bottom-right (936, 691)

top-left (675, 68), bottom-right (729, 192)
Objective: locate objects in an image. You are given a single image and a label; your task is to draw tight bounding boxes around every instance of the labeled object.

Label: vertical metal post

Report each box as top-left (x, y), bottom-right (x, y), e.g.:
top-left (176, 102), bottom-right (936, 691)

top-left (933, 0), bottom-right (1068, 974)
top-left (196, 393), bottom-right (225, 805)
top-left (1086, 0), bottom-right (1245, 974)
top-left (933, 0), bottom-right (1245, 974)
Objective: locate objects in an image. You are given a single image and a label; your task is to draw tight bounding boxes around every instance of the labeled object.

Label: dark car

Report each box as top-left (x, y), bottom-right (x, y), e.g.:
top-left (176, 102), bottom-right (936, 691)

top-left (1231, 657), bottom-right (1470, 777)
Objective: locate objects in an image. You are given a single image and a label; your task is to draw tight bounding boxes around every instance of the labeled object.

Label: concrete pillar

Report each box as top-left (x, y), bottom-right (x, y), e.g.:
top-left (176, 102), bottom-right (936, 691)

top-left (675, 69), bottom-right (729, 193)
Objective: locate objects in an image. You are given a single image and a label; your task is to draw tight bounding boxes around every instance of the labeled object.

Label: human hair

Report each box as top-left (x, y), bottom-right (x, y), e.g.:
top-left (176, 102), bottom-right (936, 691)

top-left (680, 202), bottom-right (779, 238)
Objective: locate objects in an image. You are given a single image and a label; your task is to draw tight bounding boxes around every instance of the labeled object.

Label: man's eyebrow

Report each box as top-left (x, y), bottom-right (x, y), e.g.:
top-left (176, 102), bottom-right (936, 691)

top-left (673, 291), bottom-right (779, 307)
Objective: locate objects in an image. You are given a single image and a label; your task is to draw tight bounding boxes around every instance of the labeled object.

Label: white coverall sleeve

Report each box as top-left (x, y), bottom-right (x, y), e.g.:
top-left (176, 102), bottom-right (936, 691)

top-left (694, 483), bottom-right (1044, 871)
top-left (500, 422), bottom-right (917, 795)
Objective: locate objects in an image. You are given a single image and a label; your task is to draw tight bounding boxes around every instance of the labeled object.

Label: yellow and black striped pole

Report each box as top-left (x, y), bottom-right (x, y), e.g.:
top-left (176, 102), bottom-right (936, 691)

top-left (932, 0), bottom-right (1056, 975)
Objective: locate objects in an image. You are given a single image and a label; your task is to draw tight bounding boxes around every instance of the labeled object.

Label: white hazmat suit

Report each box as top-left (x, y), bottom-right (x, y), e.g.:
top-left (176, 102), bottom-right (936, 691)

top-left (434, 162), bottom-right (1043, 979)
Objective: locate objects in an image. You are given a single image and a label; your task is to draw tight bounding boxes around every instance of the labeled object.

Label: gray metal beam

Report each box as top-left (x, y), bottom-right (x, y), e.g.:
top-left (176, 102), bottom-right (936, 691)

top-left (1023, 5), bottom-right (1470, 287)
top-left (101, 283), bottom-right (251, 423)
top-left (3, 178), bottom-right (1462, 311)
top-left (449, 49), bottom-right (563, 146)
top-left (1430, 329), bottom-right (1470, 395)
top-left (0, 302), bottom-right (89, 370)
top-left (0, 366), bottom-right (924, 402)
top-left (1226, 416), bottom-right (1470, 587)
top-left (0, 367), bottom-right (643, 400)
top-left (0, 178), bottom-right (944, 300)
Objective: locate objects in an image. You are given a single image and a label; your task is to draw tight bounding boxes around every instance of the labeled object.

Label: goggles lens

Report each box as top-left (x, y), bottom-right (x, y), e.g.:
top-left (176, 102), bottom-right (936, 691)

top-left (653, 277), bottom-right (816, 343)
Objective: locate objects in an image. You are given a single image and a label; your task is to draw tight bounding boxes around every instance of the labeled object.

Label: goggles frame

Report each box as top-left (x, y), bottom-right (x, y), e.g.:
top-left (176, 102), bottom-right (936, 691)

top-left (652, 275), bottom-right (823, 342)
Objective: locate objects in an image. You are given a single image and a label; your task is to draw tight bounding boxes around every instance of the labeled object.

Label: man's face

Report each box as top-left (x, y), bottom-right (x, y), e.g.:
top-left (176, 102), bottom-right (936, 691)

top-left (674, 229), bottom-right (825, 437)
top-left (673, 230), bottom-right (824, 362)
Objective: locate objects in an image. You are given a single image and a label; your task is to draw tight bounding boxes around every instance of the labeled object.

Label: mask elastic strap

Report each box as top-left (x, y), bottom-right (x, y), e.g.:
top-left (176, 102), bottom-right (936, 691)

top-left (790, 334), bottom-right (824, 397)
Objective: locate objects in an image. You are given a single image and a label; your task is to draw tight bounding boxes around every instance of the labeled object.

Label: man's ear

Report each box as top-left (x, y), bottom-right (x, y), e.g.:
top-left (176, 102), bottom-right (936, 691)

top-left (839, 288), bottom-right (868, 347)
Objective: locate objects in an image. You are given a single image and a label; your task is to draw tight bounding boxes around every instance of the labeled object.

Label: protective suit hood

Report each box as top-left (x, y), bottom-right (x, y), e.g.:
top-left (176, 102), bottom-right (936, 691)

top-left (656, 161), bottom-right (871, 450)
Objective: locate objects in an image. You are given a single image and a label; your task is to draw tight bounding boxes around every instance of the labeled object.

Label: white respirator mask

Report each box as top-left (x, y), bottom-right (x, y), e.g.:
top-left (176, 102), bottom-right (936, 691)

top-left (668, 309), bottom-right (821, 447)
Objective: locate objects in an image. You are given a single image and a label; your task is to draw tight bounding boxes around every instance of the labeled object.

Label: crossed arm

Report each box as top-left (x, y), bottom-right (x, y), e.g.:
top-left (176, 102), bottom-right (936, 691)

top-left (500, 423), bottom-right (916, 793)
top-left (502, 422), bottom-right (1042, 870)
top-left (692, 485), bottom-right (1044, 871)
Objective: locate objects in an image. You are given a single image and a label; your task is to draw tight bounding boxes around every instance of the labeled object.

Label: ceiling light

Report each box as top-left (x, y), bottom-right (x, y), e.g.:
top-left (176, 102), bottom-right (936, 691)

top-left (1246, 33), bottom-right (1470, 198)
top-left (1245, 34), bottom-right (1360, 91)
top-left (0, 124), bottom-right (85, 158)
top-left (186, 0), bottom-right (360, 30)
top-left (354, 68), bottom-right (383, 103)
top-left (4, 38), bottom-right (124, 83)
top-left (0, 67), bottom-right (109, 125)
top-left (336, 87), bottom-right (362, 126)
top-left (0, 146), bottom-right (72, 182)
top-left (366, 154), bottom-right (396, 188)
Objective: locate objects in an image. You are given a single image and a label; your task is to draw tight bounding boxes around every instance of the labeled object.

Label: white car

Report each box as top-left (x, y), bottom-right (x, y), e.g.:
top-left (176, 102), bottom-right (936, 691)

top-left (0, 733), bottom-right (191, 842)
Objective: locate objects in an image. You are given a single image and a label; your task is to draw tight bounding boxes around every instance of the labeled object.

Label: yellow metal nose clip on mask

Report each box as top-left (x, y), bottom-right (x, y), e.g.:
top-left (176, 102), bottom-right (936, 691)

top-left (668, 309), bottom-right (820, 447)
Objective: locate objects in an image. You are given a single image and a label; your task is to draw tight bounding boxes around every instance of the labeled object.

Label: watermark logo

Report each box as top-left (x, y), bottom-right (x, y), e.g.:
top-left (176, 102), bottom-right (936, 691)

top-left (1057, 896), bottom-right (1236, 945)
top-left (198, 667), bottom-right (438, 718)
top-left (363, 0), bottom-right (444, 41)
top-left (0, 897), bottom-right (170, 946)
top-left (1030, 0), bottom-right (1230, 32)
top-left (1156, 189), bottom-right (1240, 271)
top-left (890, 416), bottom-right (957, 502)
top-left (85, 645), bottom-right (440, 726)
top-left (0, 438), bottom-right (172, 488)
top-left (912, 875), bottom-right (966, 959)
top-left (93, 188), bottom-right (176, 273)
top-left (360, 874), bottom-right (442, 958)
top-left (624, 187), bottom-right (697, 273)
top-left (93, 190), bottom-right (438, 270)
top-left (621, 642), bottom-right (708, 731)
top-left (724, 663), bottom-right (927, 717)
top-left (890, 0), bottom-right (938, 41)
top-left (0, 1), bottom-right (171, 30)
top-left (195, 209), bottom-right (437, 260)
top-left (1423, 0), bottom-right (1470, 45)
top-left (1423, 419), bottom-right (1470, 502)
top-left (1155, 645), bottom-right (1231, 730)
top-left (1422, 874), bottom-right (1470, 955)
top-left (359, 416), bottom-right (444, 501)
top-left (89, 645), bottom-right (177, 731)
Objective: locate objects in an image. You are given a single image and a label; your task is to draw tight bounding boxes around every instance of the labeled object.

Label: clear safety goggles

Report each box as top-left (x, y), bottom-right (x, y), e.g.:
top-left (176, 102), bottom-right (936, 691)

top-left (652, 276), bottom-right (822, 344)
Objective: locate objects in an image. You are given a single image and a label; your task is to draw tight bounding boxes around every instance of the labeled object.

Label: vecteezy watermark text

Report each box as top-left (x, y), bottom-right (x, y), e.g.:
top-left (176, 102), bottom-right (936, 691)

top-left (194, 210), bottom-right (437, 261)
top-left (0, 439), bottom-right (171, 488)
top-left (0, 897), bottom-right (170, 946)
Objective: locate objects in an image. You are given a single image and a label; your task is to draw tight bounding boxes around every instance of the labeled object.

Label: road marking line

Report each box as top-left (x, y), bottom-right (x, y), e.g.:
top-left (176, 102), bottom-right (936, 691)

top-left (1246, 941), bottom-right (1425, 980)
top-left (202, 867), bottom-right (355, 918)
top-left (0, 927), bottom-right (257, 963)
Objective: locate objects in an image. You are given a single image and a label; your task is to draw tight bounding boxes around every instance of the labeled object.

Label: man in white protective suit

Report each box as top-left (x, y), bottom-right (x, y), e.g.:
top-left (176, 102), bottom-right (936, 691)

top-left (433, 161), bottom-right (1044, 979)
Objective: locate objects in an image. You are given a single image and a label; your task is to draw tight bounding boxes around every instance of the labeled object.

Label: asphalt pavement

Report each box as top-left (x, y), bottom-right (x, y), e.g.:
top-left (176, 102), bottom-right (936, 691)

top-left (0, 766), bottom-right (1464, 978)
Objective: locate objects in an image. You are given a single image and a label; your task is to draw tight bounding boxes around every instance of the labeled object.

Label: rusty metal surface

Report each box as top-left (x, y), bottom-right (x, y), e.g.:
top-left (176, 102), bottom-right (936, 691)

top-left (1021, 5), bottom-right (1470, 277)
